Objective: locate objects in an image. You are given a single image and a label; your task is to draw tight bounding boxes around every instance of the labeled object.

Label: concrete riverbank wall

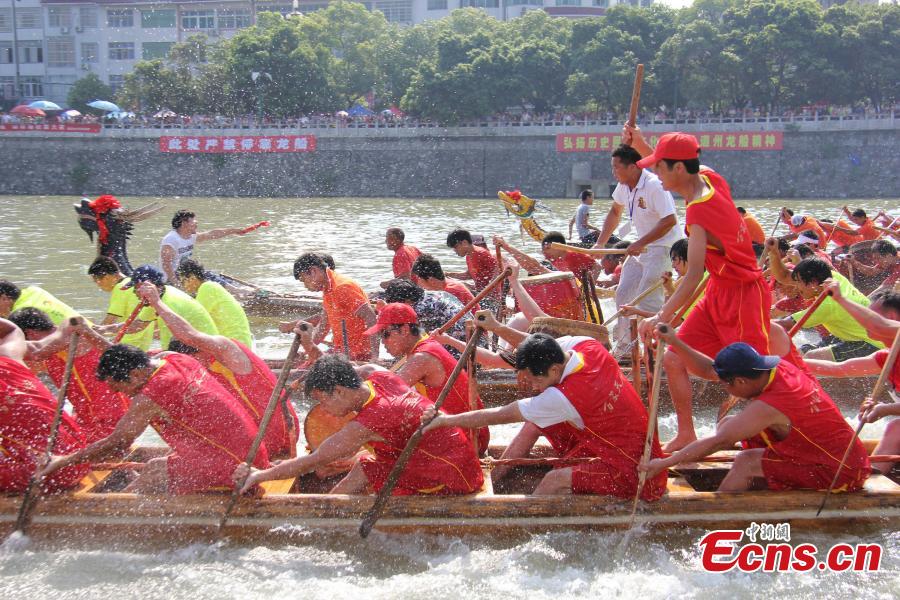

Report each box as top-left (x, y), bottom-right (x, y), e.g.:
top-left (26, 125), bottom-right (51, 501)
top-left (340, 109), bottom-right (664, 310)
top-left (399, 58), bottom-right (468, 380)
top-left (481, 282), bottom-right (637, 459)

top-left (0, 128), bottom-right (897, 199)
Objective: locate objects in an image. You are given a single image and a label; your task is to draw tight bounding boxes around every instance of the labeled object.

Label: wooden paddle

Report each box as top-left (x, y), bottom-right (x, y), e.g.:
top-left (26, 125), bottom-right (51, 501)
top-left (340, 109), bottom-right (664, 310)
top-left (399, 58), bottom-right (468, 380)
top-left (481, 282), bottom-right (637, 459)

top-left (629, 318), bottom-right (642, 397)
top-left (465, 321), bottom-right (480, 455)
top-left (113, 301), bottom-right (147, 343)
top-left (816, 327), bottom-right (900, 517)
top-left (627, 64), bottom-right (644, 128)
top-left (218, 329), bottom-right (305, 534)
top-left (758, 210), bottom-right (785, 267)
top-left (12, 321), bottom-right (81, 536)
top-left (434, 268), bottom-right (512, 336)
top-left (788, 289), bottom-right (831, 337)
top-left (673, 276), bottom-right (709, 323)
top-left (359, 326), bottom-right (484, 538)
top-left (627, 334), bottom-right (667, 528)
top-left (491, 243), bottom-right (508, 351)
top-left (549, 243), bottom-right (644, 257)
top-left (603, 278), bottom-right (665, 327)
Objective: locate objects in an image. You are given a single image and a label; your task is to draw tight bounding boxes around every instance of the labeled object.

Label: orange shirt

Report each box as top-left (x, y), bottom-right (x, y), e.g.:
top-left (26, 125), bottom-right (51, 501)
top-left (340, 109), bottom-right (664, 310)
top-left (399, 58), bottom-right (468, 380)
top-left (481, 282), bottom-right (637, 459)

top-left (322, 269), bottom-right (371, 360)
top-left (742, 213), bottom-right (766, 244)
top-left (823, 219), bottom-right (855, 247)
top-left (856, 219), bottom-right (880, 241)
top-left (788, 217), bottom-right (827, 245)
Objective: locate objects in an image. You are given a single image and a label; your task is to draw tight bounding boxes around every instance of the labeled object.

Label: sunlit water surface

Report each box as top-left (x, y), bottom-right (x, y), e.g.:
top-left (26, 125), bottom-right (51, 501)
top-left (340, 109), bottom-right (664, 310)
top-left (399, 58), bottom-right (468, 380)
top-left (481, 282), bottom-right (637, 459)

top-left (0, 195), bottom-right (897, 597)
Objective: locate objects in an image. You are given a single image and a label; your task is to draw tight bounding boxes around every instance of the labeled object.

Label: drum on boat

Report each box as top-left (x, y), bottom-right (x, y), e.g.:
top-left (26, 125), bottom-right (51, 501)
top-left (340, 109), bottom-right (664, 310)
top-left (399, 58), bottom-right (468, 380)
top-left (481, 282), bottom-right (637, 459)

top-left (303, 404), bottom-right (367, 478)
top-left (520, 272), bottom-right (584, 321)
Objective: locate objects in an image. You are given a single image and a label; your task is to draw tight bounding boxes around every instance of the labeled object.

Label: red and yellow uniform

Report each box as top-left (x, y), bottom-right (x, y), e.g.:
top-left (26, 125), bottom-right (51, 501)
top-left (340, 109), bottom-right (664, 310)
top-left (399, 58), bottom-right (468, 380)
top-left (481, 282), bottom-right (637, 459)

top-left (0, 357), bottom-right (88, 492)
top-left (141, 353), bottom-right (269, 494)
top-left (678, 168), bottom-right (771, 357)
top-left (548, 252), bottom-right (598, 279)
top-left (207, 340), bottom-right (299, 458)
top-left (410, 337), bottom-right (489, 453)
top-left (321, 269), bottom-right (371, 360)
top-left (750, 360), bottom-right (869, 491)
top-left (46, 346), bottom-right (130, 443)
top-left (466, 246), bottom-right (501, 301)
top-left (873, 349), bottom-right (900, 390)
top-left (526, 339), bottom-right (667, 500)
top-left (354, 371), bottom-right (483, 495)
top-left (392, 244), bottom-right (423, 279)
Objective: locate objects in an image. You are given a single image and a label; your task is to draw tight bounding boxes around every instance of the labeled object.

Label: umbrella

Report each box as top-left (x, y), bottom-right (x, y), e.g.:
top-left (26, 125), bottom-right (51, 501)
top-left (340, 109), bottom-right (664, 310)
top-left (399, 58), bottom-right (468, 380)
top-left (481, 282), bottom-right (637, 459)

top-left (388, 105), bottom-right (405, 117)
top-left (10, 105), bottom-right (45, 117)
top-left (61, 109), bottom-right (82, 118)
top-left (381, 109), bottom-right (394, 116)
top-left (335, 110), bottom-right (349, 117)
top-left (88, 100), bottom-right (122, 112)
top-left (29, 100), bottom-right (62, 111)
top-left (153, 109), bottom-right (176, 119)
top-left (108, 111), bottom-right (135, 120)
top-left (347, 104), bottom-right (374, 117)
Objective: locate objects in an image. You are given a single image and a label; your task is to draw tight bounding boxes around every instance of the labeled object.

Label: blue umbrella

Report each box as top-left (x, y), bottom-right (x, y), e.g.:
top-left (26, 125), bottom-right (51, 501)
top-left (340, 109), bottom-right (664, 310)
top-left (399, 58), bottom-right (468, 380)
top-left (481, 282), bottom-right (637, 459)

top-left (29, 100), bottom-right (62, 111)
top-left (347, 104), bottom-right (375, 117)
top-left (88, 100), bottom-right (122, 112)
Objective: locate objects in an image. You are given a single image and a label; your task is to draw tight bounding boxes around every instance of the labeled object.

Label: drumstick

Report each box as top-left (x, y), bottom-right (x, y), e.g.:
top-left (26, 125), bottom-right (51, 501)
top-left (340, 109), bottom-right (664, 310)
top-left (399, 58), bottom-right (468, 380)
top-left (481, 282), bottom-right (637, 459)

top-left (548, 243), bottom-right (644, 257)
top-left (113, 301), bottom-right (147, 343)
top-left (603, 278), bottom-right (665, 326)
top-left (240, 221), bottom-right (270, 235)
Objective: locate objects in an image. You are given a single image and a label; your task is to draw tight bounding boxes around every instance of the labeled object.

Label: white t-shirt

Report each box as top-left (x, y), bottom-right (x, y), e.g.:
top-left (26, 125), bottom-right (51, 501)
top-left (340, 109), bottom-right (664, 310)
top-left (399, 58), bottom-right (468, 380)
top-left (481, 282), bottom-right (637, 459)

top-left (516, 336), bottom-right (596, 429)
top-left (159, 230), bottom-right (196, 281)
top-left (612, 170), bottom-right (682, 247)
top-left (575, 203), bottom-right (592, 238)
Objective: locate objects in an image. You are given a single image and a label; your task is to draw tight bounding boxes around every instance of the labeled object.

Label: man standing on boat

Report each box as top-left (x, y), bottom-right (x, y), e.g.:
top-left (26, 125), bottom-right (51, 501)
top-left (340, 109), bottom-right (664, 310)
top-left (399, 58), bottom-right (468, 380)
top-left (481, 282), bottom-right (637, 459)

top-left (39, 344), bottom-right (270, 494)
top-left (592, 144), bottom-right (681, 352)
top-left (642, 332), bottom-right (870, 493)
top-left (234, 354), bottom-right (483, 497)
top-left (568, 189), bottom-right (601, 246)
top-left (632, 128), bottom-right (771, 452)
top-left (159, 209), bottom-right (265, 284)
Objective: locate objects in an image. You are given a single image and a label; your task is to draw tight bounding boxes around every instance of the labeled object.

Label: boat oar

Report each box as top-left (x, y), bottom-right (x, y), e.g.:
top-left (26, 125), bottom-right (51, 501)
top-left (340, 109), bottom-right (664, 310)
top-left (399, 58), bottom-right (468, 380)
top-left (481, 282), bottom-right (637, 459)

top-left (816, 327), bottom-right (900, 517)
top-left (11, 320), bottom-right (81, 537)
top-left (627, 334), bottom-right (667, 529)
top-left (626, 64), bottom-right (644, 128)
top-left (548, 243), bottom-right (644, 257)
top-left (788, 289), bottom-right (831, 337)
top-left (602, 278), bottom-right (665, 327)
top-left (758, 210), bottom-right (784, 267)
top-left (218, 329), bottom-right (305, 534)
top-left (359, 326), bottom-right (485, 539)
top-left (113, 301), bottom-right (147, 344)
top-left (435, 268), bottom-right (512, 336)
top-left (673, 276), bottom-right (709, 323)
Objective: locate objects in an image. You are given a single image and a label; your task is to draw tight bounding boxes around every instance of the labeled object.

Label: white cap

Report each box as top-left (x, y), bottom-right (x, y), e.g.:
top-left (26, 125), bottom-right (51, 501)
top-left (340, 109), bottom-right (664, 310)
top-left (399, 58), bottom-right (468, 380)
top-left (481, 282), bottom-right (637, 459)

top-left (793, 233), bottom-right (819, 247)
top-left (791, 215), bottom-right (804, 227)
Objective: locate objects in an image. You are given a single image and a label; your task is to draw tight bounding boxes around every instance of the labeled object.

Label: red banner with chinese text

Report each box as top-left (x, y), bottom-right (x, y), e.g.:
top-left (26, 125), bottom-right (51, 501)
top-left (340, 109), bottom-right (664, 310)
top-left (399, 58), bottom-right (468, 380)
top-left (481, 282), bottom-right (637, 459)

top-left (1, 123), bottom-right (101, 133)
top-left (159, 135), bottom-right (316, 153)
top-left (556, 131), bottom-right (783, 153)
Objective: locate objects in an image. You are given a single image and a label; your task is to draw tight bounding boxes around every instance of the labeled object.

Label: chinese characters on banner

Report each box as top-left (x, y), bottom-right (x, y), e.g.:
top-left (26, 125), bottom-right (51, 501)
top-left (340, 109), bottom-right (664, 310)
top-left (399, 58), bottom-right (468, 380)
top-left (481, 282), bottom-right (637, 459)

top-left (159, 135), bottom-right (317, 154)
top-left (556, 131), bottom-right (783, 153)
top-left (1, 123), bottom-right (101, 133)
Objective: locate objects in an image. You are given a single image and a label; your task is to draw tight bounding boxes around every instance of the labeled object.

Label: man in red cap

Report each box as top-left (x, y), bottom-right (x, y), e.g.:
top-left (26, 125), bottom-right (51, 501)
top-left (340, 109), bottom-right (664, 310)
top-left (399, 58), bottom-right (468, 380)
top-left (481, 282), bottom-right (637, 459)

top-left (364, 303), bottom-right (489, 454)
top-left (629, 127), bottom-right (771, 451)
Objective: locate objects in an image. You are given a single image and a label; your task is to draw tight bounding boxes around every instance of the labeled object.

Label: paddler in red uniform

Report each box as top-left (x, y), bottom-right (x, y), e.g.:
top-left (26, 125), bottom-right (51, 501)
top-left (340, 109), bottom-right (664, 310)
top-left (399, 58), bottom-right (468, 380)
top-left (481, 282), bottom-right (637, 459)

top-left (39, 344), bottom-right (269, 494)
top-left (0, 317), bottom-right (88, 492)
top-left (630, 127), bottom-right (771, 451)
top-left (492, 232), bottom-right (600, 279)
top-left (362, 303), bottom-right (489, 454)
top-left (424, 332), bottom-right (667, 500)
top-left (135, 282), bottom-right (299, 459)
top-left (9, 308), bottom-right (129, 443)
top-left (235, 354), bottom-right (483, 496)
top-left (643, 332), bottom-right (870, 492)
top-left (446, 229), bottom-right (502, 310)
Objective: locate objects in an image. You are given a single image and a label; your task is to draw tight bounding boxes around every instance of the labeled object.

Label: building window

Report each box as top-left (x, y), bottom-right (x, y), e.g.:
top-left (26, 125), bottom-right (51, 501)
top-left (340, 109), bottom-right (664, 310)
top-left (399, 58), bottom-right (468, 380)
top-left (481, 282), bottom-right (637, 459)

top-left (459, 0), bottom-right (499, 7)
top-left (218, 9), bottom-right (252, 29)
top-left (0, 44), bottom-right (11, 64)
top-left (81, 42), bottom-right (99, 63)
top-left (47, 37), bottom-right (76, 67)
top-left (48, 7), bottom-right (73, 29)
top-left (108, 74), bottom-right (126, 94)
top-left (0, 76), bottom-right (14, 99)
top-left (16, 8), bottom-right (41, 29)
top-left (0, 10), bottom-right (9, 34)
top-left (107, 9), bottom-right (134, 28)
top-left (508, 0), bottom-right (544, 5)
top-left (21, 76), bottom-right (43, 98)
top-left (142, 42), bottom-right (174, 60)
top-left (108, 42), bottom-right (135, 60)
top-left (640, 0), bottom-right (652, 5)
top-left (427, 0), bottom-right (447, 9)
top-left (182, 10), bottom-right (216, 30)
top-left (556, 0), bottom-right (581, 5)
top-left (79, 7), bottom-right (98, 29)
top-left (593, 0), bottom-right (608, 5)
top-left (18, 41), bottom-right (42, 64)
top-left (370, 0), bottom-right (412, 22)
top-left (141, 10), bottom-right (176, 28)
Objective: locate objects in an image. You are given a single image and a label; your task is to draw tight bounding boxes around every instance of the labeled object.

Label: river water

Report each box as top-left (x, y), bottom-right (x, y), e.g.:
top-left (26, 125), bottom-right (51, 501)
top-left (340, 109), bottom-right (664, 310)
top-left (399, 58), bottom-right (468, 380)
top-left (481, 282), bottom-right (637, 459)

top-left (0, 195), bottom-right (897, 597)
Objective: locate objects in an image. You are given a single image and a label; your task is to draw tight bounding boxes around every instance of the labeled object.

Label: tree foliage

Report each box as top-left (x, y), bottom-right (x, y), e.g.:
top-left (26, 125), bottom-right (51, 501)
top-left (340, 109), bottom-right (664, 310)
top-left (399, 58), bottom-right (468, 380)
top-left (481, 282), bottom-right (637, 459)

top-left (67, 73), bottom-right (113, 113)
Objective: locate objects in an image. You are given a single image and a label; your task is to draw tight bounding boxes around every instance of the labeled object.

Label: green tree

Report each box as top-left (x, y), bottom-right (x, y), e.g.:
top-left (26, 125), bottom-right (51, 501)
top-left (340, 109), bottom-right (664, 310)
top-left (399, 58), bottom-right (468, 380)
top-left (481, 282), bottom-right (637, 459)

top-left (117, 59), bottom-right (196, 113)
top-left (567, 26), bottom-right (644, 113)
top-left (67, 73), bottom-right (113, 113)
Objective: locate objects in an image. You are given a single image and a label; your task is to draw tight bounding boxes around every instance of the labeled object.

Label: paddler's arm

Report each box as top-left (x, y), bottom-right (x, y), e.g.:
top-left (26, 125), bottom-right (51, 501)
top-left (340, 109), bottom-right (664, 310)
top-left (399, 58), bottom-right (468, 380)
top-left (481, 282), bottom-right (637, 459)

top-left (593, 202), bottom-right (623, 249)
top-left (821, 279), bottom-right (899, 345)
top-left (421, 402), bottom-right (524, 434)
top-left (845, 256), bottom-right (880, 277)
top-left (654, 322), bottom-right (718, 380)
top-left (354, 302), bottom-right (380, 359)
top-left (622, 124), bottom-right (653, 158)
top-left (429, 331), bottom-right (513, 369)
top-left (38, 395), bottom-right (162, 478)
top-left (160, 244), bottom-right (178, 283)
top-left (295, 321), bottom-right (323, 363)
top-left (805, 355), bottom-right (880, 378)
top-left (492, 236), bottom-right (548, 276)
top-left (475, 310), bottom-right (528, 348)
top-left (235, 421), bottom-right (378, 493)
top-left (627, 214), bottom-right (677, 256)
top-left (196, 226), bottom-right (246, 243)
top-left (764, 237), bottom-right (795, 287)
top-left (642, 400), bottom-right (785, 479)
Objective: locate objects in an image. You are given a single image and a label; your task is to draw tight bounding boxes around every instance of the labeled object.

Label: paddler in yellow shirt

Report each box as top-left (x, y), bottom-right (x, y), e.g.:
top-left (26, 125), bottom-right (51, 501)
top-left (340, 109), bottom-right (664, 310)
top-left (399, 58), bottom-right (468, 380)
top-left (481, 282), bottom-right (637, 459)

top-left (176, 259), bottom-right (253, 348)
top-left (0, 279), bottom-right (80, 325)
top-left (87, 256), bottom-right (155, 349)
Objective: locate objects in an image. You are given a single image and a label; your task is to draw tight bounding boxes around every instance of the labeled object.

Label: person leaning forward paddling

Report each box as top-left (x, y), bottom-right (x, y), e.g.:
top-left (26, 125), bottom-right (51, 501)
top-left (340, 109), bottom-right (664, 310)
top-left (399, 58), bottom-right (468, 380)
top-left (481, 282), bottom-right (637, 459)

top-left (640, 326), bottom-right (870, 493)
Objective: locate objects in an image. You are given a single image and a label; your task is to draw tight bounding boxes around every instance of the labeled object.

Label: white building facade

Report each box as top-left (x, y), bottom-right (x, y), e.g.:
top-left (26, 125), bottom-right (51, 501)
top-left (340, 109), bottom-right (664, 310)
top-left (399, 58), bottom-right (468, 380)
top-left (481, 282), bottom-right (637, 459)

top-left (0, 0), bottom-right (651, 105)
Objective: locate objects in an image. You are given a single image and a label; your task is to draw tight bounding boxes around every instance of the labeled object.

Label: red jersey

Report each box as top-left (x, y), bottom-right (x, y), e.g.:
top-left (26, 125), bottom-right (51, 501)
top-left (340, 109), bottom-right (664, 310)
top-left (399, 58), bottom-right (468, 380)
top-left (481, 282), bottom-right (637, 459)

top-left (857, 219), bottom-right (880, 242)
top-left (354, 371), bottom-right (483, 495)
top-left (874, 349), bottom-right (900, 392)
top-left (549, 252), bottom-right (597, 279)
top-left (392, 244), bottom-right (423, 278)
top-left (443, 278), bottom-right (476, 309)
top-left (536, 340), bottom-right (667, 500)
top-left (411, 337), bottom-right (489, 453)
top-left (686, 168), bottom-right (761, 283)
top-left (753, 361), bottom-right (870, 491)
top-left (46, 346), bottom-right (130, 443)
top-left (141, 353), bottom-right (269, 494)
top-left (208, 340), bottom-right (299, 458)
top-left (321, 269), bottom-right (371, 360)
top-left (465, 246), bottom-right (500, 298)
top-left (0, 357), bottom-right (88, 493)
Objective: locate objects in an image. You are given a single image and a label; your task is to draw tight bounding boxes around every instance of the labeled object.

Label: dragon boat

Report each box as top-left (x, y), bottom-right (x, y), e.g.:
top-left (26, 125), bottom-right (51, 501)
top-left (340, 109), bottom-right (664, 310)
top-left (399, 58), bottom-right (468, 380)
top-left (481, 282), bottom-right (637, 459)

top-left (0, 441), bottom-right (896, 546)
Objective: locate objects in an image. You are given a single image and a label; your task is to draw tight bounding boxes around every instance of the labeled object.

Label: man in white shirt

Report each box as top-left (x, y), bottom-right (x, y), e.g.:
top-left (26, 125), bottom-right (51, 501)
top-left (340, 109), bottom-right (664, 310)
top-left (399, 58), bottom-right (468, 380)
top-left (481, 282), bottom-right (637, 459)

top-left (593, 144), bottom-right (682, 349)
top-left (159, 210), bottom-right (260, 284)
top-left (569, 189), bottom-right (600, 246)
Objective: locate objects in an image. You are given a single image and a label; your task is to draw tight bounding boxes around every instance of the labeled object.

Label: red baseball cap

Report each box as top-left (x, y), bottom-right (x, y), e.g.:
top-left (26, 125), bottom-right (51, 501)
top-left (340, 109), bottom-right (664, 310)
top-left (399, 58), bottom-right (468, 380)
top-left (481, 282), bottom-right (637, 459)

top-left (363, 303), bottom-right (418, 335)
top-left (636, 132), bottom-right (700, 169)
